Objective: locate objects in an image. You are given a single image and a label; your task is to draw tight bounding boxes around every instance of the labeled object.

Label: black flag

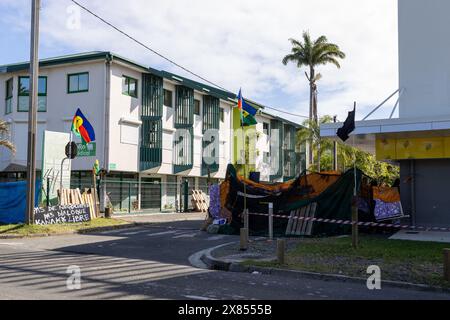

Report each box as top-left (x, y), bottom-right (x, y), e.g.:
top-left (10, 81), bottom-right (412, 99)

top-left (337, 107), bottom-right (356, 142)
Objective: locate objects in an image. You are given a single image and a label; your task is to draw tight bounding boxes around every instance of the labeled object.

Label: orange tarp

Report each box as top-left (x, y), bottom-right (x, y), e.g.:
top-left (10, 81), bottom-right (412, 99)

top-left (373, 186), bottom-right (401, 203)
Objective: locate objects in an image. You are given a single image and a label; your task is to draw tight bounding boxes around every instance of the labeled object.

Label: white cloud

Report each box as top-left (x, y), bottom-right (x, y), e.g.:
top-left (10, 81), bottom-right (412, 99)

top-left (4, 0), bottom-right (399, 122)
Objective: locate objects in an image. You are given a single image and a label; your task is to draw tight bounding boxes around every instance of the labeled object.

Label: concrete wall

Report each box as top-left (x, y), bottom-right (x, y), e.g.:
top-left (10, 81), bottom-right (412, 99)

top-left (255, 115), bottom-right (271, 181)
top-left (400, 159), bottom-right (450, 227)
top-left (108, 62), bottom-right (142, 173)
top-left (398, 0), bottom-right (450, 119)
top-left (0, 60), bottom-right (107, 171)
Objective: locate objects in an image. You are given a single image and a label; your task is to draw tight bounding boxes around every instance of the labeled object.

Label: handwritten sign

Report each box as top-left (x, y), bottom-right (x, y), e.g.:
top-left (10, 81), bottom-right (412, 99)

top-left (34, 204), bottom-right (91, 225)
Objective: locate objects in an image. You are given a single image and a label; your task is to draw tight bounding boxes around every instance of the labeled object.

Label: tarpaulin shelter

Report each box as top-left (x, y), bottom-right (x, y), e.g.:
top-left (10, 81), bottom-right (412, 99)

top-left (0, 180), bottom-right (41, 224)
top-left (218, 164), bottom-right (362, 236)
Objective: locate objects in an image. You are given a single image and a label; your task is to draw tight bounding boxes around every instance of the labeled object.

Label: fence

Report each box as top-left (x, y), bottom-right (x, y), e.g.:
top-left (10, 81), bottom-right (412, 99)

top-left (99, 178), bottom-right (214, 214)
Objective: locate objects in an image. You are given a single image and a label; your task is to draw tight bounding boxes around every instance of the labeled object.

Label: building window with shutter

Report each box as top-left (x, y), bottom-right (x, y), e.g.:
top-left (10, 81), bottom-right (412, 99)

top-left (194, 99), bottom-right (201, 115)
top-left (122, 75), bottom-right (138, 98)
top-left (164, 89), bottom-right (173, 107)
top-left (18, 76), bottom-right (47, 112)
top-left (68, 72), bottom-right (89, 94)
top-left (5, 78), bottom-right (13, 115)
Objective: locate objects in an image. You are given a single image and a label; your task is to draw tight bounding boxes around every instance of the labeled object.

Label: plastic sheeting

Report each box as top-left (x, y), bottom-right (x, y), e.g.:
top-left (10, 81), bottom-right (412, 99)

top-left (0, 180), bottom-right (41, 224)
top-left (221, 164), bottom-right (362, 236)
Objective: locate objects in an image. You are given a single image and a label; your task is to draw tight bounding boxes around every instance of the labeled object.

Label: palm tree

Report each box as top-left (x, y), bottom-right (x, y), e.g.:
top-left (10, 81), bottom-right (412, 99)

top-left (0, 119), bottom-right (15, 153)
top-left (283, 31), bottom-right (345, 167)
top-left (297, 115), bottom-right (334, 172)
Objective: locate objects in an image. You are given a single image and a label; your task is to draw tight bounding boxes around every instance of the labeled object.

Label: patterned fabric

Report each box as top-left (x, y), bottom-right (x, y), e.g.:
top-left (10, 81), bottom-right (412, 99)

top-left (374, 199), bottom-right (403, 221)
top-left (357, 197), bottom-right (370, 214)
top-left (208, 184), bottom-right (221, 219)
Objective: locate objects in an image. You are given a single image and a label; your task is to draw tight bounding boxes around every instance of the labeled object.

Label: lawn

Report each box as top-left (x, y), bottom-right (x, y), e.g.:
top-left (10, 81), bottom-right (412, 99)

top-left (0, 218), bottom-right (129, 236)
top-left (244, 235), bottom-right (450, 288)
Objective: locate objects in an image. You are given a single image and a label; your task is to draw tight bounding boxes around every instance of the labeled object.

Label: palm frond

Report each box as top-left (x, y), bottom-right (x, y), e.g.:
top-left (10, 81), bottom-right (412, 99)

top-left (0, 119), bottom-right (15, 153)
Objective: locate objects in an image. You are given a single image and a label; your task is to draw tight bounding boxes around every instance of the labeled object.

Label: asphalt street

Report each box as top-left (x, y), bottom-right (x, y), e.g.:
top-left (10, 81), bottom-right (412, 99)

top-left (0, 219), bottom-right (449, 300)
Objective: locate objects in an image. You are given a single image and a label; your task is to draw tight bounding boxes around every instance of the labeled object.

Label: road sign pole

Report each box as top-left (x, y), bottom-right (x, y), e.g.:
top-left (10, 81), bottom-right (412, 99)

top-left (25, 0), bottom-right (40, 225)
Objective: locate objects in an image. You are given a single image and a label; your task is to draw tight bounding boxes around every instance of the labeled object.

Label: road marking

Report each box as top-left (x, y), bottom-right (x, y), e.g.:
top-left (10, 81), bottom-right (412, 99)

top-left (184, 295), bottom-right (213, 300)
top-left (206, 235), bottom-right (227, 241)
top-left (145, 231), bottom-right (177, 237)
top-left (172, 233), bottom-right (197, 239)
top-left (0, 243), bottom-right (23, 246)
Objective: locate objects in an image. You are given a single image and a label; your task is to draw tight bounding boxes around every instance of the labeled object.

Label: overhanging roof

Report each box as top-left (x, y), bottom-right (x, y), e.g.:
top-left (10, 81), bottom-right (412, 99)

top-left (321, 115), bottom-right (450, 154)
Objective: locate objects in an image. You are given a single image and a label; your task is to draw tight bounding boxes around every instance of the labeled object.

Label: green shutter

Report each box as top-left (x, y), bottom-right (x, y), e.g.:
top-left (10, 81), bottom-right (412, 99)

top-left (174, 85), bottom-right (194, 173)
top-left (202, 95), bottom-right (220, 175)
top-left (270, 119), bottom-right (284, 181)
top-left (283, 124), bottom-right (297, 180)
top-left (175, 85), bottom-right (194, 128)
top-left (140, 73), bottom-right (163, 171)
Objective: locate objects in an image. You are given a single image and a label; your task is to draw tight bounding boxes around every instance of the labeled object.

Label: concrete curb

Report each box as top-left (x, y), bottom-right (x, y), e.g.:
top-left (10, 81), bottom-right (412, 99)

top-left (202, 241), bottom-right (450, 295)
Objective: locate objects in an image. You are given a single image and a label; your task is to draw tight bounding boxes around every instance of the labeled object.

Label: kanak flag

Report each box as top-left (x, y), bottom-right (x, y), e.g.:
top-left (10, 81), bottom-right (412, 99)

top-left (72, 108), bottom-right (96, 145)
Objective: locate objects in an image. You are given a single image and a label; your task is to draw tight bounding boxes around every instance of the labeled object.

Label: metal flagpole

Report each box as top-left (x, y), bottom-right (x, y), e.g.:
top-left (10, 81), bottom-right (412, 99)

top-left (351, 101), bottom-right (359, 248)
top-left (241, 97), bottom-right (249, 235)
top-left (25, 0), bottom-right (40, 225)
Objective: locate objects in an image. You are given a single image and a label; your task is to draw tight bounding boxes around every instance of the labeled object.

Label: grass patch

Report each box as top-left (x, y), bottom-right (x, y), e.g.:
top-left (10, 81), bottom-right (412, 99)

top-left (243, 235), bottom-right (450, 288)
top-left (0, 218), bottom-right (129, 236)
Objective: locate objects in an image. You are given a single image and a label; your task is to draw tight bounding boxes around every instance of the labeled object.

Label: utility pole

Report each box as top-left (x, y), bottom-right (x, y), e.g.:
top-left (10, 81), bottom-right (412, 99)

top-left (333, 115), bottom-right (338, 171)
top-left (25, 0), bottom-right (40, 225)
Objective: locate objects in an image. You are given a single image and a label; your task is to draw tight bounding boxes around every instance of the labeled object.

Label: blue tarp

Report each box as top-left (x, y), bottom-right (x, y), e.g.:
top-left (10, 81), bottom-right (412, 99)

top-left (0, 180), bottom-right (41, 224)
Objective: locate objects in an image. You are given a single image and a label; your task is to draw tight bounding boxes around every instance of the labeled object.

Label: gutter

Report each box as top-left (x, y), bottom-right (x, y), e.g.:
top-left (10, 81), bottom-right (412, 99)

top-left (103, 54), bottom-right (112, 173)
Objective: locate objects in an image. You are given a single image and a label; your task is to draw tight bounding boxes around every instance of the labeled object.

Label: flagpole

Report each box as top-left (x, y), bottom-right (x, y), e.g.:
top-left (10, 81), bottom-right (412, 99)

top-left (351, 101), bottom-right (358, 249)
top-left (237, 89), bottom-right (249, 242)
top-left (240, 93), bottom-right (248, 235)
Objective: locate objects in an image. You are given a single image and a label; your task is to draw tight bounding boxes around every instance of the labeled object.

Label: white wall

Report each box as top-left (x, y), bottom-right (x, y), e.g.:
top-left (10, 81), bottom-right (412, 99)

top-left (0, 60), bottom-right (107, 172)
top-left (398, 0), bottom-right (450, 119)
top-left (255, 115), bottom-right (272, 181)
top-left (107, 62), bottom-right (142, 173)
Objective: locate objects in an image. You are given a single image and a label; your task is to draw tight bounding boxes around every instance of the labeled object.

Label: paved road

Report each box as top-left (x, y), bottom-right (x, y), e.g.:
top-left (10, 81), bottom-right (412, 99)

top-left (0, 219), bottom-right (449, 300)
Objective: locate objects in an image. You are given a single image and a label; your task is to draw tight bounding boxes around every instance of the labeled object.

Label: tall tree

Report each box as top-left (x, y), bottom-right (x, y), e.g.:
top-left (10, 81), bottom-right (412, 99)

top-left (296, 115), bottom-right (399, 185)
top-left (283, 31), bottom-right (345, 167)
top-left (0, 120), bottom-right (15, 153)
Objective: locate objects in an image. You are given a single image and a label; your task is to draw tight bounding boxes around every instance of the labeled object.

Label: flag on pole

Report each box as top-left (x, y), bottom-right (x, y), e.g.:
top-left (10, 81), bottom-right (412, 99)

top-left (237, 89), bottom-right (258, 126)
top-left (72, 108), bottom-right (96, 145)
top-left (337, 107), bottom-right (356, 142)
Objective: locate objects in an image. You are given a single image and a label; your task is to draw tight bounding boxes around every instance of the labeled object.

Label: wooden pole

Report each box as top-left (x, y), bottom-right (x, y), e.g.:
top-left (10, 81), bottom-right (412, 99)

top-left (92, 169), bottom-right (99, 218)
top-left (240, 228), bottom-right (248, 251)
top-left (277, 239), bottom-right (286, 264)
top-left (352, 202), bottom-right (359, 249)
top-left (268, 203), bottom-right (273, 240)
top-left (25, 0), bottom-right (40, 225)
top-left (444, 249), bottom-right (450, 281)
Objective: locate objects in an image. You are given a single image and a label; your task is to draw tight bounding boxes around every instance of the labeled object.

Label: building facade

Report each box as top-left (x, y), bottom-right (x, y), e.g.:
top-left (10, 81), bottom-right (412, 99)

top-left (0, 52), bottom-right (303, 212)
top-left (321, 0), bottom-right (450, 227)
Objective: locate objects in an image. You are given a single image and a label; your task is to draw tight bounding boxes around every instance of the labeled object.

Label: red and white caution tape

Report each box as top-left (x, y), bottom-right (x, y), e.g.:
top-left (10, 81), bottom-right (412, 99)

top-left (247, 212), bottom-right (450, 232)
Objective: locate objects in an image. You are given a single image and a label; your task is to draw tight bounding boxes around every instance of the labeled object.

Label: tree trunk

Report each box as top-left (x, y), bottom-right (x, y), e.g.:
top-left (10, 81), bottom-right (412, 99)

top-left (317, 141), bottom-right (321, 172)
top-left (308, 66), bottom-right (315, 168)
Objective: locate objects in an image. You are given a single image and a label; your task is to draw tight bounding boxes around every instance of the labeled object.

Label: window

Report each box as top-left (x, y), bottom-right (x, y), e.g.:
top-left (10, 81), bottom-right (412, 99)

top-left (68, 72), bottom-right (89, 93)
top-left (164, 89), bottom-right (173, 107)
top-left (122, 75), bottom-right (138, 98)
top-left (5, 78), bottom-right (13, 114)
top-left (18, 76), bottom-right (47, 112)
top-left (263, 122), bottom-right (270, 136)
top-left (194, 99), bottom-right (201, 115)
top-left (220, 108), bottom-right (224, 122)
top-left (263, 152), bottom-right (270, 164)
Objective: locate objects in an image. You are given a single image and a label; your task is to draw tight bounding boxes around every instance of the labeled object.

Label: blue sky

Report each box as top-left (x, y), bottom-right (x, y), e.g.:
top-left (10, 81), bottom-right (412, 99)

top-left (0, 0), bottom-right (399, 123)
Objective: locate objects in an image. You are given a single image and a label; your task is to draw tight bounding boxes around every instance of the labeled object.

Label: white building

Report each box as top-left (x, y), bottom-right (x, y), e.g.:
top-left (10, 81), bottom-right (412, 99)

top-left (254, 112), bottom-right (304, 182)
top-left (0, 51), bottom-right (303, 212)
top-left (321, 0), bottom-right (450, 227)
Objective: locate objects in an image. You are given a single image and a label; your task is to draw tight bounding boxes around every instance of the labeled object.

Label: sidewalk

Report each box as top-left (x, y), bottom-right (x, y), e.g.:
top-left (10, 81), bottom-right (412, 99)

top-left (115, 211), bottom-right (208, 224)
top-left (201, 237), bottom-right (450, 294)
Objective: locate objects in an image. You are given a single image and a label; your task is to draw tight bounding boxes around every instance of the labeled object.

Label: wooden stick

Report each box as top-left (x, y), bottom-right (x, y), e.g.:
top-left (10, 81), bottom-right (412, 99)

top-left (444, 249), bottom-right (450, 281)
